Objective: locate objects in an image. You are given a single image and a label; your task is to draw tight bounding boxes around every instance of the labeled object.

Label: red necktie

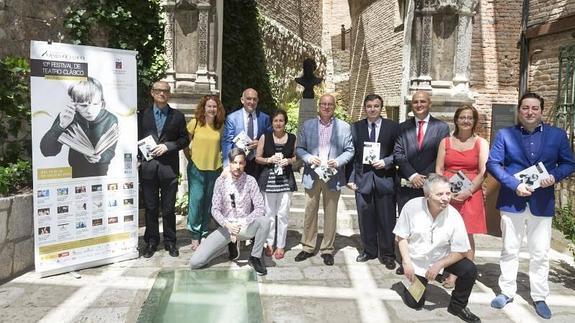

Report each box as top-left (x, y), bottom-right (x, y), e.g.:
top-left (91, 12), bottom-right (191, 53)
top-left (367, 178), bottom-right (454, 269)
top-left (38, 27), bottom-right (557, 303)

top-left (417, 120), bottom-right (425, 149)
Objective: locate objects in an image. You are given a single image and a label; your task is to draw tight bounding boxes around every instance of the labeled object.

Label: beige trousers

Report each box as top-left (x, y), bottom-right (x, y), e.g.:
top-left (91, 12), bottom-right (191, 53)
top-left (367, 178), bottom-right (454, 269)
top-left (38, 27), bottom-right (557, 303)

top-left (301, 179), bottom-right (341, 255)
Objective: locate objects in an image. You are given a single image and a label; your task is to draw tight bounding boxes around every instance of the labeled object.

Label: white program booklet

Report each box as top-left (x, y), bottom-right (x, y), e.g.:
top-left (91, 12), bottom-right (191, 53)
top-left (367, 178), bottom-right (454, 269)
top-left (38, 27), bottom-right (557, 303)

top-left (137, 135), bottom-right (158, 161)
top-left (514, 162), bottom-right (550, 190)
top-left (449, 171), bottom-right (473, 194)
top-left (313, 163), bottom-right (338, 182)
top-left (362, 142), bottom-right (380, 165)
top-left (233, 131), bottom-right (253, 154)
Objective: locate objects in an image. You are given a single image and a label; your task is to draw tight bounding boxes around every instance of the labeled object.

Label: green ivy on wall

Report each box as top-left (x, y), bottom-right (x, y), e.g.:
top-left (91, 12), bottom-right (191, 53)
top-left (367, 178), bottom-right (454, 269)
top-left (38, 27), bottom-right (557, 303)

top-left (0, 56), bottom-right (31, 165)
top-left (63, 0), bottom-right (166, 106)
top-left (221, 0), bottom-right (277, 114)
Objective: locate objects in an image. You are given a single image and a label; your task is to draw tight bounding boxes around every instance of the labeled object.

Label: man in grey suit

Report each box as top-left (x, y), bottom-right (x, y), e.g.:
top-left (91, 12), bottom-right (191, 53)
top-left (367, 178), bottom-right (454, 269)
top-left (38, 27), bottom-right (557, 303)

top-left (394, 90), bottom-right (450, 273)
top-left (295, 94), bottom-right (354, 266)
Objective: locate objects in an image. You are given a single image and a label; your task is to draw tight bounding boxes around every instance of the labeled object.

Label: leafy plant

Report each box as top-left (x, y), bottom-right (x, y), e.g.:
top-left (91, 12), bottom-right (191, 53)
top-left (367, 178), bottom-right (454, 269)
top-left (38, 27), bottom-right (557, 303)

top-left (0, 160), bottom-right (32, 197)
top-left (175, 193), bottom-right (188, 216)
top-left (0, 56), bottom-right (31, 165)
top-left (553, 203), bottom-right (575, 258)
top-left (63, 0), bottom-right (166, 106)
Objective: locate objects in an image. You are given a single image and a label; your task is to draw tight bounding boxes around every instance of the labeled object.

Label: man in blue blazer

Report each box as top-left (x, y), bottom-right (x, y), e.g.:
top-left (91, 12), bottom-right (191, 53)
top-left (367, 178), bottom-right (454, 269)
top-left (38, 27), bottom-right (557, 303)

top-left (345, 94), bottom-right (399, 269)
top-left (487, 92), bottom-right (575, 319)
top-left (294, 94), bottom-right (354, 266)
top-left (221, 88), bottom-right (272, 177)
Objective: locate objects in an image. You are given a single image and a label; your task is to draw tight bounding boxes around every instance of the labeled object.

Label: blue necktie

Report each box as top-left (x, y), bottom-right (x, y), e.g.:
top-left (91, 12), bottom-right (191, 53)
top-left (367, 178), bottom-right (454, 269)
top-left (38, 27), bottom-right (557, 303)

top-left (369, 122), bottom-right (376, 142)
top-left (247, 113), bottom-right (254, 139)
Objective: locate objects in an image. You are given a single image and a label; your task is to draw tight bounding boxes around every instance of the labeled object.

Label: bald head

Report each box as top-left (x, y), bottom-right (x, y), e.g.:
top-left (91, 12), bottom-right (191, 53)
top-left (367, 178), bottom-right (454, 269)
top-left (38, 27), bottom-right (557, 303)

top-left (241, 88), bottom-right (259, 113)
top-left (411, 91), bottom-right (431, 120)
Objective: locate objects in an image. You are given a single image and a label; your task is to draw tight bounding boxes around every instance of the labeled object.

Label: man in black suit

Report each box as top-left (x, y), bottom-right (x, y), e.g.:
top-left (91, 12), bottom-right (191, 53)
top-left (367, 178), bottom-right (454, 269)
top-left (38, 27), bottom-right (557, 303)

top-left (346, 94), bottom-right (399, 269)
top-left (394, 90), bottom-right (450, 273)
top-left (138, 81), bottom-right (189, 258)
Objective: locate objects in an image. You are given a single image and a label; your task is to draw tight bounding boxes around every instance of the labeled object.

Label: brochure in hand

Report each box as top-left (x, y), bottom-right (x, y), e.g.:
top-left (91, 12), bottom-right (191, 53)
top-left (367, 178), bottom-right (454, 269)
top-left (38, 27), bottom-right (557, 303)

top-left (448, 171), bottom-right (473, 194)
top-left (137, 135), bottom-right (158, 161)
top-left (233, 131), bottom-right (253, 154)
top-left (514, 162), bottom-right (550, 190)
top-left (402, 278), bottom-right (426, 303)
top-left (313, 163), bottom-right (338, 182)
top-left (362, 142), bottom-right (380, 165)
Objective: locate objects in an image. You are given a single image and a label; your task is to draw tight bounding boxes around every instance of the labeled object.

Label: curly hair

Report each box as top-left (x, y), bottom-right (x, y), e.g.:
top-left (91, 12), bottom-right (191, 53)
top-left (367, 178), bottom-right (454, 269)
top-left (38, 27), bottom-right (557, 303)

top-left (195, 95), bottom-right (226, 129)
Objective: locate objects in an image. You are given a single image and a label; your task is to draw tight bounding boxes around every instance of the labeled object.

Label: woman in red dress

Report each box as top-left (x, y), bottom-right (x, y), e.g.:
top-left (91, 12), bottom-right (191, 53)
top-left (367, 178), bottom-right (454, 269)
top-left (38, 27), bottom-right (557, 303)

top-left (436, 105), bottom-right (488, 287)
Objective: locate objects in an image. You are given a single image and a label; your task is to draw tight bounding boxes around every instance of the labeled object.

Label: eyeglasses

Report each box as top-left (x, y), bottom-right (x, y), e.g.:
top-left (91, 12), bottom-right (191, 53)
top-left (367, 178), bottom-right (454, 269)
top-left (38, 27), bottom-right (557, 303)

top-left (319, 102), bottom-right (335, 107)
top-left (152, 88), bottom-right (171, 94)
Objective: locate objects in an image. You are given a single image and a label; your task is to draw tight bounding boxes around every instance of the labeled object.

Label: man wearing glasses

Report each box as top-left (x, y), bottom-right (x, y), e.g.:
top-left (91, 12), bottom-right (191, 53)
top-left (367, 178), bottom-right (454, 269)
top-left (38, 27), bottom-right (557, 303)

top-left (41, 77), bottom-right (119, 178)
top-left (294, 94), bottom-right (354, 266)
top-left (138, 81), bottom-right (189, 258)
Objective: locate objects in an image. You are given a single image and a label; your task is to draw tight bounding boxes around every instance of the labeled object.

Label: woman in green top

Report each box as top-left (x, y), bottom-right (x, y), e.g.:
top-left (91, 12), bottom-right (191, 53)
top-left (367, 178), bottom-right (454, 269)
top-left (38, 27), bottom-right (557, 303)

top-left (185, 95), bottom-right (226, 250)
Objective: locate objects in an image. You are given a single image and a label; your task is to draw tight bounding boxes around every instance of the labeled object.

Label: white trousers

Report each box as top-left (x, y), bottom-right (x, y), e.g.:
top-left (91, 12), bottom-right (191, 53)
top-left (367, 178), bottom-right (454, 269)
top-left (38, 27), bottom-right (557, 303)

top-left (264, 191), bottom-right (292, 248)
top-left (499, 204), bottom-right (552, 301)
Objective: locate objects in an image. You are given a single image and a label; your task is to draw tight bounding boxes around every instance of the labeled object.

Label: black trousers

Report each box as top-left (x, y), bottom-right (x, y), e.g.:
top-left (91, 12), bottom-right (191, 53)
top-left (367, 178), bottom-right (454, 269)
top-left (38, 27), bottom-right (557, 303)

top-left (355, 191), bottom-right (396, 260)
top-left (244, 157), bottom-right (261, 179)
top-left (142, 177), bottom-right (178, 245)
top-left (401, 258), bottom-right (477, 310)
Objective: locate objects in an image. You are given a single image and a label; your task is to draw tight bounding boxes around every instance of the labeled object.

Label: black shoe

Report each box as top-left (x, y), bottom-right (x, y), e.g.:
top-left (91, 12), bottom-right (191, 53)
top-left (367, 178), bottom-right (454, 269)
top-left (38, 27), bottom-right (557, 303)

top-left (249, 256), bottom-right (267, 275)
top-left (382, 258), bottom-right (397, 270)
top-left (228, 241), bottom-right (240, 260)
top-left (294, 251), bottom-right (314, 262)
top-left (164, 243), bottom-right (179, 257)
top-left (447, 306), bottom-right (481, 323)
top-left (356, 253), bottom-right (376, 262)
top-left (142, 244), bottom-right (157, 258)
top-left (321, 254), bottom-right (334, 266)
top-left (396, 265), bottom-right (404, 275)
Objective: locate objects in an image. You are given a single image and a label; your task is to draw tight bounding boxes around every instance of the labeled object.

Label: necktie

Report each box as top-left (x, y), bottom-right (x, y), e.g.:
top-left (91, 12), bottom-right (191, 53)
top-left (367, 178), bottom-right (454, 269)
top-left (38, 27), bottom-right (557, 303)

top-left (417, 120), bottom-right (425, 149)
top-left (369, 122), bottom-right (376, 142)
top-left (247, 113), bottom-right (254, 139)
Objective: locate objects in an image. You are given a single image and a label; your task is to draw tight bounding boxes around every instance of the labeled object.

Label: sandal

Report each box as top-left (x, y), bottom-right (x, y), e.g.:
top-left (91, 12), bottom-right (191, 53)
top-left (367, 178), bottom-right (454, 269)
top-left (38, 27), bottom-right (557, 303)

top-left (274, 248), bottom-right (285, 259)
top-left (191, 239), bottom-right (200, 251)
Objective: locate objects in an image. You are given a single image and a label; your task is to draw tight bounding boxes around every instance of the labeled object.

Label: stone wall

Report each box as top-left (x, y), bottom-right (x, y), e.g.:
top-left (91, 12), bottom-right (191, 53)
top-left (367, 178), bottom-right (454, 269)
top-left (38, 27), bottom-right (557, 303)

top-left (528, 0), bottom-right (575, 26)
top-left (258, 13), bottom-right (326, 107)
top-left (257, 0), bottom-right (322, 47)
top-left (0, 0), bottom-right (82, 58)
top-left (347, 0), bottom-right (404, 121)
top-left (468, 0), bottom-right (523, 141)
top-left (0, 193), bottom-right (34, 284)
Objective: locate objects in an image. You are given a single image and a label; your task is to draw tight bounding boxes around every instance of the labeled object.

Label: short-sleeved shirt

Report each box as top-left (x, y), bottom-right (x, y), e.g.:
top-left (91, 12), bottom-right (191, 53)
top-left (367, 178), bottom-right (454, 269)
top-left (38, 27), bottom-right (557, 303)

top-left (393, 197), bottom-right (471, 277)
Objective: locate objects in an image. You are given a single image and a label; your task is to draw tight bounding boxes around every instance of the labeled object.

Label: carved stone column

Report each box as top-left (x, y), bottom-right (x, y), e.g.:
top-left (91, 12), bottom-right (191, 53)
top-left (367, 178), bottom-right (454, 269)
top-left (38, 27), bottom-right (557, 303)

top-left (161, 1), bottom-right (176, 88)
top-left (412, 0), bottom-right (434, 90)
top-left (452, 0), bottom-right (478, 93)
top-left (195, 0), bottom-right (211, 91)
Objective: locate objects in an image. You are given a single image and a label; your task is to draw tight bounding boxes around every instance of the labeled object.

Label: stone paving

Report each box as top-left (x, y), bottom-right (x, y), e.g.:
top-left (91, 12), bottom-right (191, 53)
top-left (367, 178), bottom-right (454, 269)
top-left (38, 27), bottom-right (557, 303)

top-left (1, 184), bottom-right (575, 322)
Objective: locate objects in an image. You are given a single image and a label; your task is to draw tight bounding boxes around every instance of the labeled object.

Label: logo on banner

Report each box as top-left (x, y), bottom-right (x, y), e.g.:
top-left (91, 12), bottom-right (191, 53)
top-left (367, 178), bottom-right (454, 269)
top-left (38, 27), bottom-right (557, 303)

top-left (115, 59), bottom-right (123, 70)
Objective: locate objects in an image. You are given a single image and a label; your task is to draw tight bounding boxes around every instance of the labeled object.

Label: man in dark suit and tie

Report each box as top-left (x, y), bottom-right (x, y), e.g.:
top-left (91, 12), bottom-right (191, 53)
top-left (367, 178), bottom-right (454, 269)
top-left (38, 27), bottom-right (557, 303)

top-left (346, 94), bottom-right (399, 269)
top-left (221, 88), bottom-right (272, 177)
top-left (394, 90), bottom-right (450, 273)
top-left (138, 81), bottom-right (189, 258)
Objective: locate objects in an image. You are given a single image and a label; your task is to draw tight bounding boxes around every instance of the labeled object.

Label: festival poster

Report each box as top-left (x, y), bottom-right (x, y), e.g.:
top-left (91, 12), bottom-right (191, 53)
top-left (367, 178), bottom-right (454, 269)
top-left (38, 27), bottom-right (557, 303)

top-left (30, 40), bottom-right (139, 276)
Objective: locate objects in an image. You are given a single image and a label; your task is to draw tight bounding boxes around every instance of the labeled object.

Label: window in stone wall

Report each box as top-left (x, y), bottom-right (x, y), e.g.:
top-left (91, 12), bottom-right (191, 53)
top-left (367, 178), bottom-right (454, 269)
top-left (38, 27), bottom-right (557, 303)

top-left (554, 45), bottom-right (575, 148)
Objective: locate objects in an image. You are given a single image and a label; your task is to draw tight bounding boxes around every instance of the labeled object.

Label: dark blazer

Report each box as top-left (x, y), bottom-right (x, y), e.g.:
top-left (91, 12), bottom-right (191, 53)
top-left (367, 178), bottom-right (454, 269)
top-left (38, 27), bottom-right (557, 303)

top-left (138, 105), bottom-right (189, 180)
top-left (487, 124), bottom-right (575, 216)
top-left (394, 115), bottom-right (450, 180)
top-left (346, 117), bottom-right (399, 195)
